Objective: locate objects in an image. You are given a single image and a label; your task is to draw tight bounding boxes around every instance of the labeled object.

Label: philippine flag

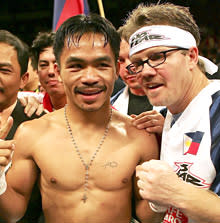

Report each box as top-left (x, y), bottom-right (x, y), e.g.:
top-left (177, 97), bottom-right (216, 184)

top-left (183, 131), bottom-right (204, 155)
top-left (53, 0), bottom-right (90, 31)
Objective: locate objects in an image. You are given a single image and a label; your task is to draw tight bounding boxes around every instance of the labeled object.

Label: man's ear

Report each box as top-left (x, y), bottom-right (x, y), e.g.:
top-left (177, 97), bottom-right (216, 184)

top-left (19, 72), bottom-right (29, 90)
top-left (187, 47), bottom-right (199, 70)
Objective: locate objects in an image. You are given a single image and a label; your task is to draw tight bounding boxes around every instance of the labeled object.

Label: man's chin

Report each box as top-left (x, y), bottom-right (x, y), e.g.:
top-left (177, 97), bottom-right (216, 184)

top-left (149, 98), bottom-right (165, 107)
top-left (77, 102), bottom-right (106, 112)
top-left (128, 84), bottom-right (142, 89)
top-left (47, 87), bottom-right (64, 95)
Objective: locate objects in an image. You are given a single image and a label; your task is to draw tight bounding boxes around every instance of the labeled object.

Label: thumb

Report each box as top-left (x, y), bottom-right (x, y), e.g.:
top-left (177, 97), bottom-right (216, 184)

top-left (0, 116), bottom-right (13, 139)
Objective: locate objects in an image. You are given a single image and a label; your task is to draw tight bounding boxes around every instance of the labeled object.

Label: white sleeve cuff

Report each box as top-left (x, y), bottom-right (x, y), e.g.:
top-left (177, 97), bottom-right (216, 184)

top-left (149, 202), bottom-right (167, 213)
top-left (0, 159), bottom-right (12, 196)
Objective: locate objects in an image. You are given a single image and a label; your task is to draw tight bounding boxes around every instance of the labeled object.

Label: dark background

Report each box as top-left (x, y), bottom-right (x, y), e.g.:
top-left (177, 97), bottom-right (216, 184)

top-left (1, 0), bottom-right (220, 63)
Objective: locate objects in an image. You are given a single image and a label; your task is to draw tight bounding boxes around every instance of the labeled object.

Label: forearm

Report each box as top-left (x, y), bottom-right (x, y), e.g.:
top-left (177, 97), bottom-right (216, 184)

top-left (136, 199), bottom-right (164, 223)
top-left (173, 183), bottom-right (220, 223)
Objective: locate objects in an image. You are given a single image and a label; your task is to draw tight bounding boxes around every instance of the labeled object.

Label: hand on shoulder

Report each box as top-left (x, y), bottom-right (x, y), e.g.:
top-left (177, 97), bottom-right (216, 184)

top-left (131, 110), bottom-right (165, 135)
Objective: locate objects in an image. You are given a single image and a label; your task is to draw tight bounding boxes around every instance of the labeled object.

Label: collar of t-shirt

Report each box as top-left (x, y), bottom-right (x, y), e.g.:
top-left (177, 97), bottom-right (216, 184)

top-left (170, 112), bottom-right (182, 127)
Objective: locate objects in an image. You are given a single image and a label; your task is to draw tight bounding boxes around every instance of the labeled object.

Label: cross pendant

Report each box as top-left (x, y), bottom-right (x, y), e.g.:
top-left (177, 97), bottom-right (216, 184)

top-left (82, 194), bottom-right (87, 203)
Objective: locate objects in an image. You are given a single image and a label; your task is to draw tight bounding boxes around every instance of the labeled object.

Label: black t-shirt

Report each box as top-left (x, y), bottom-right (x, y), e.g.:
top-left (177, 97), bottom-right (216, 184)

top-left (128, 89), bottom-right (153, 115)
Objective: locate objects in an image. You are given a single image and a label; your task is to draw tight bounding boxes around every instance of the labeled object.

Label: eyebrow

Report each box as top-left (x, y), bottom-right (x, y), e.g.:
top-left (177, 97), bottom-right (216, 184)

top-left (66, 57), bottom-right (83, 64)
top-left (39, 60), bottom-right (49, 63)
top-left (94, 56), bottom-right (112, 63)
top-left (66, 56), bottom-right (112, 65)
top-left (131, 48), bottom-right (168, 61)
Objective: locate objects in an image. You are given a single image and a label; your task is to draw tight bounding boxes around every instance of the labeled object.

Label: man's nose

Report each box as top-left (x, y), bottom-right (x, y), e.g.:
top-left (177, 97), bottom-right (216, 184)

top-left (48, 63), bottom-right (55, 76)
top-left (136, 64), bottom-right (157, 84)
top-left (81, 67), bottom-right (99, 85)
top-left (140, 62), bottom-right (157, 78)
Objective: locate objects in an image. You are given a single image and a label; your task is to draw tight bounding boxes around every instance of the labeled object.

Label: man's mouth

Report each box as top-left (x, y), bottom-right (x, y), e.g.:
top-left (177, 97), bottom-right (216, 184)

top-left (147, 83), bottom-right (163, 90)
top-left (75, 86), bottom-right (106, 96)
top-left (77, 89), bottom-right (103, 95)
top-left (46, 80), bottom-right (59, 86)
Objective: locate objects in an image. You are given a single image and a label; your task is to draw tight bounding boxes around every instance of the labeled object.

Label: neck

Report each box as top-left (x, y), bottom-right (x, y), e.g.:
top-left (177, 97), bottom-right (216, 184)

top-left (65, 102), bottom-right (112, 127)
top-left (23, 80), bottom-right (39, 92)
top-left (129, 87), bottom-right (146, 96)
top-left (50, 94), bottom-right (67, 110)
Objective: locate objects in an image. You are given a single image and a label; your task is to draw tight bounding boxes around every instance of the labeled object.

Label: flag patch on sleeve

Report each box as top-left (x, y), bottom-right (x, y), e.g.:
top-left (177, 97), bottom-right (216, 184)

top-left (183, 131), bottom-right (204, 155)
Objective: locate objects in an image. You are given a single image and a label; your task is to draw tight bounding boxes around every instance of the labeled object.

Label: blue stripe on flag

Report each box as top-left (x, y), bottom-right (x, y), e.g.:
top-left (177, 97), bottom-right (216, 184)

top-left (83, 0), bottom-right (90, 15)
top-left (52, 0), bottom-right (66, 31)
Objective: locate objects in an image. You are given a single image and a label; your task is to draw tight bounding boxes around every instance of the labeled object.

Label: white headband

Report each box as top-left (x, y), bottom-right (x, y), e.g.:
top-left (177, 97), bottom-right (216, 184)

top-left (129, 25), bottom-right (218, 75)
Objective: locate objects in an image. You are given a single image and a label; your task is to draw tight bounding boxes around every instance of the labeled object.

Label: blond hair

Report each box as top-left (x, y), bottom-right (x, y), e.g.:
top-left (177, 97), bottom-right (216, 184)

top-left (122, 3), bottom-right (200, 46)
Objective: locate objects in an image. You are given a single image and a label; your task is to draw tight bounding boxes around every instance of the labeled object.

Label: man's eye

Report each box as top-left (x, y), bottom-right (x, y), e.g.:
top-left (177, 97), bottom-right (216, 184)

top-left (98, 63), bottom-right (110, 68)
top-left (39, 64), bottom-right (48, 68)
top-left (149, 53), bottom-right (163, 61)
top-left (133, 62), bottom-right (142, 68)
top-left (74, 64), bottom-right (82, 68)
top-left (118, 57), bottom-right (125, 63)
top-left (69, 64), bottom-right (83, 69)
top-left (0, 68), bottom-right (11, 74)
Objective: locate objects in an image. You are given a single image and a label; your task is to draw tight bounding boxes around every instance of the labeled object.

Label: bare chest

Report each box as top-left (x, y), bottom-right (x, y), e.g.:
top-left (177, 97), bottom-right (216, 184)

top-left (34, 134), bottom-right (140, 192)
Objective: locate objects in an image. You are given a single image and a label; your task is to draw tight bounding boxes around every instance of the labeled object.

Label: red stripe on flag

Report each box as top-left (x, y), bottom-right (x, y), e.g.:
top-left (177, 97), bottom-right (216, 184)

top-left (187, 142), bottom-right (200, 155)
top-left (56, 0), bottom-right (84, 30)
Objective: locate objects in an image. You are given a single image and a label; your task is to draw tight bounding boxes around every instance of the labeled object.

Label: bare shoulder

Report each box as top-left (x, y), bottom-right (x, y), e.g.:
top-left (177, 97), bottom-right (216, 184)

top-left (15, 110), bottom-right (61, 135)
top-left (13, 109), bottom-right (65, 155)
top-left (112, 110), bottom-right (159, 162)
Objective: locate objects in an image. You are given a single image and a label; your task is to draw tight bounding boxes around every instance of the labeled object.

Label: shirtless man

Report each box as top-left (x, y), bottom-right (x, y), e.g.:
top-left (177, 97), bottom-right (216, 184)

top-left (0, 14), bottom-right (161, 223)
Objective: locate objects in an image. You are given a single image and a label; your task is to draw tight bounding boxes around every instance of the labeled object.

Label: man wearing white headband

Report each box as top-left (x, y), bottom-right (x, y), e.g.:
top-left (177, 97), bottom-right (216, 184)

top-left (123, 3), bottom-right (220, 223)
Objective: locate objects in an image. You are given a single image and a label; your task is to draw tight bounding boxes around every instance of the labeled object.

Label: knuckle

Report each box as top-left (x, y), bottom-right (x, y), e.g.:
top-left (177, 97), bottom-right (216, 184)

top-left (0, 156), bottom-right (9, 166)
top-left (29, 101), bottom-right (35, 107)
top-left (150, 119), bottom-right (155, 125)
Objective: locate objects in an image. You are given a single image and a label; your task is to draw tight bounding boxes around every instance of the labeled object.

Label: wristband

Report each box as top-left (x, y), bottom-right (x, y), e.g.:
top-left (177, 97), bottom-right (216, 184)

top-left (149, 202), bottom-right (167, 213)
top-left (0, 170), bottom-right (7, 195)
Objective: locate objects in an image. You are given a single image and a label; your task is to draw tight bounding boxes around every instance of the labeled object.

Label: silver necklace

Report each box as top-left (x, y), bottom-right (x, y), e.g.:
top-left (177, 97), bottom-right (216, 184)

top-left (64, 104), bottom-right (112, 203)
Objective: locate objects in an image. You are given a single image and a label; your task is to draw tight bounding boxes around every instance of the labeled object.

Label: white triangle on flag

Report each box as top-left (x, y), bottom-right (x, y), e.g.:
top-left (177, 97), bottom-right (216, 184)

top-left (183, 134), bottom-right (192, 155)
